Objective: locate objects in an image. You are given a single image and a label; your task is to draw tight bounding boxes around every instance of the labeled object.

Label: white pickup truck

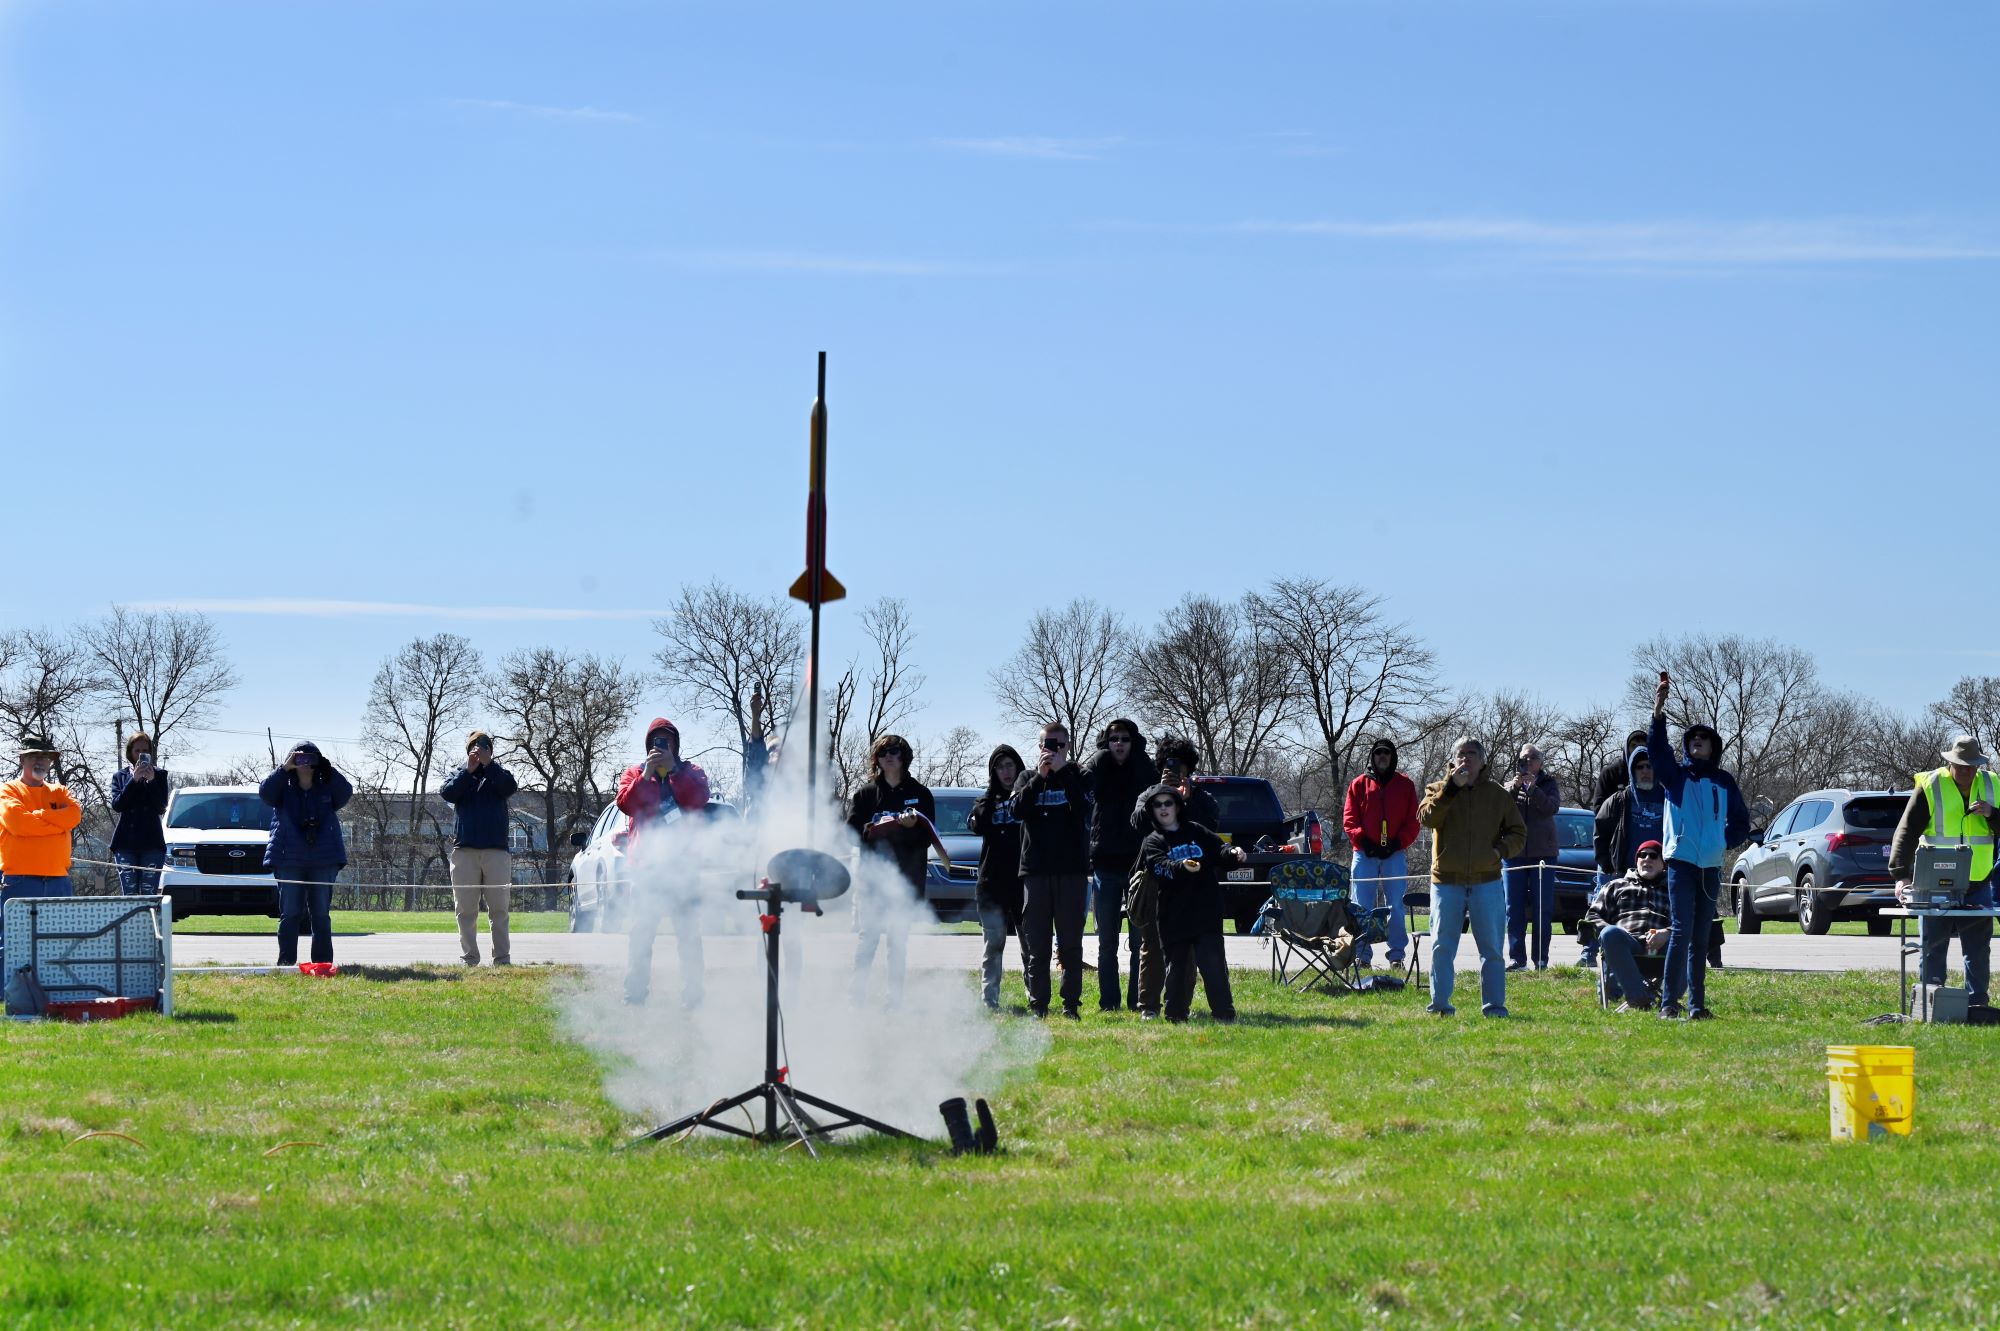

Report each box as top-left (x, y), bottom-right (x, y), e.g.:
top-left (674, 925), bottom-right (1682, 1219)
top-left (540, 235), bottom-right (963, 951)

top-left (161, 784), bottom-right (277, 918)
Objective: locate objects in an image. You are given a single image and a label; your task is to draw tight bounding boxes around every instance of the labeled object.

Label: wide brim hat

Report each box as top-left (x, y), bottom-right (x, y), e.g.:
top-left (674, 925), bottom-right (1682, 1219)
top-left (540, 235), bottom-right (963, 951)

top-left (1941, 734), bottom-right (1991, 767)
top-left (19, 735), bottom-right (59, 759)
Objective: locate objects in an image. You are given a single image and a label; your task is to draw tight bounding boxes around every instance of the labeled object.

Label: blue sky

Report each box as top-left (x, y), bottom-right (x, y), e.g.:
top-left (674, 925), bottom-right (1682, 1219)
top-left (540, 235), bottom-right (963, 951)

top-left (2, 0), bottom-right (1995, 780)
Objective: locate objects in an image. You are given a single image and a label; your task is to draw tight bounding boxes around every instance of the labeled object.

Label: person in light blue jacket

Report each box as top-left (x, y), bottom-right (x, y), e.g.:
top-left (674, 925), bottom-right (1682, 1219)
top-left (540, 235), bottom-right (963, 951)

top-left (1645, 673), bottom-right (1750, 1022)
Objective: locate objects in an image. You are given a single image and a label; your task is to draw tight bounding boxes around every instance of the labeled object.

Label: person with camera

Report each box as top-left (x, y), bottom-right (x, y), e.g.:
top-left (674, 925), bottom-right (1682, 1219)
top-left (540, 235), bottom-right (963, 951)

top-left (1138, 781), bottom-right (1247, 1024)
top-left (1419, 737), bottom-right (1528, 1017)
top-left (1012, 722), bottom-right (1094, 1019)
top-left (844, 733), bottom-right (936, 1007)
top-left (967, 744), bottom-right (1027, 1012)
top-left (1343, 738), bottom-right (1421, 971)
top-left (108, 732), bottom-right (170, 894)
top-left (1645, 671), bottom-right (1749, 1020)
top-left (440, 729), bottom-right (519, 967)
top-left (1085, 719), bottom-right (1157, 1012)
top-left (260, 741), bottom-right (354, 966)
top-left (616, 718), bottom-right (712, 1006)
top-left (1584, 840), bottom-right (1673, 1010)
top-left (1504, 743), bottom-right (1563, 971)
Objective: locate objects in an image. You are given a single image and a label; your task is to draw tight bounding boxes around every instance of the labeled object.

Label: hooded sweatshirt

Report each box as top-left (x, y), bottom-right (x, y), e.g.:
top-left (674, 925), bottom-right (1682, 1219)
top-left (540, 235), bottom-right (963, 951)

top-left (1594, 746), bottom-right (1666, 874)
top-left (1342, 742), bottom-right (1421, 859)
top-left (846, 772), bottom-right (936, 894)
top-left (1086, 735), bottom-right (1159, 872)
top-left (0, 779), bottom-right (82, 876)
top-left (966, 745), bottom-right (1026, 918)
top-left (615, 717), bottom-right (712, 844)
top-left (1646, 713), bottom-right (1751, 869)
top-left (1011, 754), bottom-right (1093, 876)
top-left (1419, 772), bottom-right (1529, 886)
top-left (1136, 783), bottom-right (1230, 946)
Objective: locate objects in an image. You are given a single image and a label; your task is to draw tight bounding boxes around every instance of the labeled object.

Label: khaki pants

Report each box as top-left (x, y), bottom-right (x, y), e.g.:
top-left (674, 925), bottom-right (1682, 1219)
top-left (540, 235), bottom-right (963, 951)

top-left (450, 847), bottom-right (512, 965)
top-left (1125, 871), bottom-right (1165, 1014)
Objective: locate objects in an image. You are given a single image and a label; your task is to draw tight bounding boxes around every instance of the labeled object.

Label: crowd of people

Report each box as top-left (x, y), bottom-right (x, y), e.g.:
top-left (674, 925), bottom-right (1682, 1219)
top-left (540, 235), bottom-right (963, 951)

top-left (0, 661), bottom-right (1995, 1026)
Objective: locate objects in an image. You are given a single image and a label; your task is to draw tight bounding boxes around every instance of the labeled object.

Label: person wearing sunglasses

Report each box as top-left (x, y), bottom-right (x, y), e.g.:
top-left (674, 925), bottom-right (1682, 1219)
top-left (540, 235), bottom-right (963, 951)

top-left (845, 732), bottom-right (936, 1007)
top-left (1138, 782), bottom-right (1247, 1023)
top-left (1009, 722), bottom-right (1094, 1018)
top-left (1584, 840), bottom-right (1673, 1011)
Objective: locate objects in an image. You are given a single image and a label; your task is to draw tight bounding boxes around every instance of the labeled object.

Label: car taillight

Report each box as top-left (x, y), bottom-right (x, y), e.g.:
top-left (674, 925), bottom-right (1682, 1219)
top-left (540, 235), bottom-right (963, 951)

top-left (1826, 833), bottom-right (1882, 852)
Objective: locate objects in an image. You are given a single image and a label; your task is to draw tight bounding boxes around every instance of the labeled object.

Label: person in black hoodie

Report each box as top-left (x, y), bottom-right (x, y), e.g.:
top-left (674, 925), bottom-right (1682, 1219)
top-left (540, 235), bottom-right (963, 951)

top-left (1138, 782), bottom-right (1247, 1023)
top-left (1592, 730), bottom-right (1651, 810)
top-left (1085, 719), bottom-right (1158, 1012)
top-left (1010, 721), bottom-right (1094, 1018)
top-left (967, 744), bottom-right (1026, 1011)
top-left (845, 733), bottom-right (936, 1007)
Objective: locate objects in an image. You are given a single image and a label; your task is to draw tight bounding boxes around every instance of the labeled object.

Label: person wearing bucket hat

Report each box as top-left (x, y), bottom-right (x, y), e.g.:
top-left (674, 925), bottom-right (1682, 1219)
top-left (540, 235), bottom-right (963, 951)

top-left (1888, 734), bottom-right (1997, 1011)
top-left (0, 737), bottom-right (82, 970)
top-left (439, 729), bottom-right (519, 967)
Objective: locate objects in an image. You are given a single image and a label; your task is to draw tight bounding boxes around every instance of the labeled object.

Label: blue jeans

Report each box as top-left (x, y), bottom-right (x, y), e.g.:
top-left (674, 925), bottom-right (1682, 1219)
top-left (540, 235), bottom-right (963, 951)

top-left (1090, 868), bottom-right (1134, 1008)
top-left (1351, 850), bottom-right (1409, 966)
top-left (1598, 925), bottom-right (1659, 1006)
top-left (1505, 858), bottom-right (1554, 968)
top-left (277, 865), bottom-right (339, 965)
top-left (114, 850), bottom-right (165, 895)
top-left (1662, 861), bottom-right (1719, 1011)
top-left (0, 874), bottom-right (74, 971)
top-left (1919, 883), bottom-right (1993, 1004)
top-left (977, 899), bottom-right (1011, 1009)
top-left (1429, 879), bottom-right (1507, 1015)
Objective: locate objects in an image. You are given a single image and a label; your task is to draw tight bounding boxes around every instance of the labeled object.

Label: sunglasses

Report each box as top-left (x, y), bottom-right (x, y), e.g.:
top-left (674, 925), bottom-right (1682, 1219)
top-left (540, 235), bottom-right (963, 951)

top-left (1041, 739), bottom-right (1068, 751)
top-left (1108, 734), bottom-right (1133, 744)
top-left (881, 748), bottom-right (910, 760)
top-left (1636, 850), bottom-right (1662, 860)
top-left (1149, 799), bottom-right (1177, 810)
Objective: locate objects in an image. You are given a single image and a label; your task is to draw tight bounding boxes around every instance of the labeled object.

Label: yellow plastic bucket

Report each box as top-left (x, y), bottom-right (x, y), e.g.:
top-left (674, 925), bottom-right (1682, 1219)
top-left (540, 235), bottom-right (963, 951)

top-left (1826, 1045), bottom-right (1914, 1142)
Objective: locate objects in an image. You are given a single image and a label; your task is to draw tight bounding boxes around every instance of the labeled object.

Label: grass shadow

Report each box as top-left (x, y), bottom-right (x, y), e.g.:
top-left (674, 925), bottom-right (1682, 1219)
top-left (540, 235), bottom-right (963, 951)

top-left (1232, 1010), bottom-right (1370, 1030)
top-left (351, 966), bottom-right (466, 984)
top-left (168, 1010), bottom-right (238, 1024)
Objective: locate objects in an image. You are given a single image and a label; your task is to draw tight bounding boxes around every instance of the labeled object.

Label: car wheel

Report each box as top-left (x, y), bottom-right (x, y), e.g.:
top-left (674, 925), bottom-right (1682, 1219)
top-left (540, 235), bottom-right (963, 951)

top-left (1797, 872), bottom-right (1831, 935)
top-left (1867, 915), bottom-right (1891, 937)
top-left (1734, 876), bottom-right (1761, 934)
top-left (567, 881), bottom-right (595, 933)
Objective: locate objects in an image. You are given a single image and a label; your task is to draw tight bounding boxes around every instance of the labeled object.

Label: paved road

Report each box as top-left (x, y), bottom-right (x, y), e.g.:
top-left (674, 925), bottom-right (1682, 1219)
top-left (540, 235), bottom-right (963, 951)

top-left (169, 925), bottom-right (1915, 975)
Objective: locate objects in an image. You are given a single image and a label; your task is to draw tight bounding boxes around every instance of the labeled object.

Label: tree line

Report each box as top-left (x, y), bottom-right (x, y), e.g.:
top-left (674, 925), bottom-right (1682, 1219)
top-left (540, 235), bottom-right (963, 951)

top-left (7, 591), bottom-right (1997, 893)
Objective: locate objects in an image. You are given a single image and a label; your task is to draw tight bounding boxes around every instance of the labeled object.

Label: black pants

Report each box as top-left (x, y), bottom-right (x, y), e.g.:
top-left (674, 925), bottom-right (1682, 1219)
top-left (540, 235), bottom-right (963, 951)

top-left (1163, 931), bottom-right (1234, 1022)
top-left (1022, 873), bottom-right (1088, 1013)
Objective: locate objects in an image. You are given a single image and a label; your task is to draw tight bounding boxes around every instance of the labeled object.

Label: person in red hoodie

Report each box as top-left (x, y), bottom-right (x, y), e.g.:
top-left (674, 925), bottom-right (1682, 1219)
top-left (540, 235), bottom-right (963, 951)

top-left (616, 718), bottom-right (712, 1006)
top-left (1342, 738), bottom-right (1421, 970)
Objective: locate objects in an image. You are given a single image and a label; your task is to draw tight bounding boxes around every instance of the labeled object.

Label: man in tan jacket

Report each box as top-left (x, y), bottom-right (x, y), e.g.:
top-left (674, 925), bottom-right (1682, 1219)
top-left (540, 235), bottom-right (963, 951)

top-left (1419, 737), bottom-right (1528, 1017)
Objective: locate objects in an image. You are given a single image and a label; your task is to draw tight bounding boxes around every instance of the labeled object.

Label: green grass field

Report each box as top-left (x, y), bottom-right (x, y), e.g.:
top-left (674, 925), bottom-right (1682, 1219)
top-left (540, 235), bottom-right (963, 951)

top-left (172, 910), bottom-right (572, 935)
top-left (5, 965), bottom-right (1997, 1329)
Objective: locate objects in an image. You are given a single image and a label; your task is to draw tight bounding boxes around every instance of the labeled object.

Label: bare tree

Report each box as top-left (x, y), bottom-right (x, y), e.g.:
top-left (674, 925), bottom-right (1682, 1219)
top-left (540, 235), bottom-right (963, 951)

top-left (486, 648), bottom-right (644, 888)
top-left (1246, 577), bottom-right (1441, 796)
top-left (0, 625), bottom-right (111, 811)
top-left (826, 598), bottom-right (927, 794)
top-left (917, 725), bottom-right (985, 788)
top-left (990, 599), bottom-right (1126, 749)
top-left (1928, 676), bottom-right (2000, 753)
top-left (80, 606), bottom-right (238, 763)
top-left (1626, 634), bottom-right (1822, 807)
top-left (1122, 594), bottom-right (1296, 776)
top-left (1547, 704), bottom-right (1623, 809)
top-left (361, 633), bottom-right (485, 898)
top-left (652, 581), bottom-right (803, 747)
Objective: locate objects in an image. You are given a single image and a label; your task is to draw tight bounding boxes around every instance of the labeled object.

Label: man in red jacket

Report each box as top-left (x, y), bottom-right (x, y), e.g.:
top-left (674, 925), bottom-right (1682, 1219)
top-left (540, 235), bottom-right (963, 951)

top-left (1342, 738), bottom-right (1421, 969)
top-left (616, 718), bottom-right (712, 1006)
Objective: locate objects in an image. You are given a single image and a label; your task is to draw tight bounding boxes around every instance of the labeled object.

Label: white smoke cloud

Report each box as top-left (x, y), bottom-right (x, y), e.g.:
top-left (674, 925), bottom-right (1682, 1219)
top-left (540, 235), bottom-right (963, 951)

top-left (556, 727), bottom-right (1047, 1144)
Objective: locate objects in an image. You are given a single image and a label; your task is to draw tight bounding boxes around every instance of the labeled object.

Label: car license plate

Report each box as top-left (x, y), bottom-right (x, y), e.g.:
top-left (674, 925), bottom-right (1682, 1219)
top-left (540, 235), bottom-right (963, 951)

top-left (1227, 868), bottom-right (1254, 881)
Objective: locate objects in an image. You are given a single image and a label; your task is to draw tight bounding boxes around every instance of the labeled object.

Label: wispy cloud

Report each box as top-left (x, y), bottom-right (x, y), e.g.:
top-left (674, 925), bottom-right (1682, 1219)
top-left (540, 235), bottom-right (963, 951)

top-left (934, 135), bottom-right (1122, 161)
top-left (449, 97), bottom-right (641, 125)
top-left (132, 598), bottom-right (666, 622)
top-left (1223, 216), bottom-right (2000, 267)
top-left (657, 249), bottom-right (1028, 278)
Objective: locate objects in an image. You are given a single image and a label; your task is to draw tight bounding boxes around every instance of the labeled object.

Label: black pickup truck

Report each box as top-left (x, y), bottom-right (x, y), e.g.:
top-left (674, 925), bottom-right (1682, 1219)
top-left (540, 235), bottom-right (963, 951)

top-left (1187, 776), bottom-right (1328, 933)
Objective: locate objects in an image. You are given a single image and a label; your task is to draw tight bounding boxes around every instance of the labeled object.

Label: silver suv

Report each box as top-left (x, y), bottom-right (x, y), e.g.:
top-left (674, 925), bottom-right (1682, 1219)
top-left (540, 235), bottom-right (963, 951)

top-left (1731, 788), bottom-right (1907, 935)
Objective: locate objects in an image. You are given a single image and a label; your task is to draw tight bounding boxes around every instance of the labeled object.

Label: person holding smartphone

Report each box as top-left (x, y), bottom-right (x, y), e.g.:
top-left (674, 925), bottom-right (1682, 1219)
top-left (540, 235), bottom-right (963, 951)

top-left (108, 733), bottom-right (170, 893)
top-left (260, 741), bottom-right (354, 966)
top-left (1011, 722), bottom-right (1094, 1018)
top-left (1503, 744), bottom-right (1563, 971)
top-left (1418, 737), bottom-right (1528, 1017)
top-left (1645, 671), bottom-right (1750, 1021)
top-left (616, 718), bottom-right (712, 1006)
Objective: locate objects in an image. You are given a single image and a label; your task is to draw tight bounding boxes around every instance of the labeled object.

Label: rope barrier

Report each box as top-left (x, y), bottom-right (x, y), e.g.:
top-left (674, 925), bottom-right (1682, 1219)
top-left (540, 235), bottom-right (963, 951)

top-left (66, 855), bottom-right (595, 892)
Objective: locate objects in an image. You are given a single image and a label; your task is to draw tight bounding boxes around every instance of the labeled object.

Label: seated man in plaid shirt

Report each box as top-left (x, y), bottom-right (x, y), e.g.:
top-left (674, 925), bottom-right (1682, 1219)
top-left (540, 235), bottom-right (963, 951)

top-left (1585, 840), bottom-right (1673, 1011)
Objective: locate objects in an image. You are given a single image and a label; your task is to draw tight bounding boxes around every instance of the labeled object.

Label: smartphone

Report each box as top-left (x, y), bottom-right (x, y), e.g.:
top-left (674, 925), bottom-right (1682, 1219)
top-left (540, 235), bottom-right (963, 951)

top-left (138, 753), bottom-right (153, 768)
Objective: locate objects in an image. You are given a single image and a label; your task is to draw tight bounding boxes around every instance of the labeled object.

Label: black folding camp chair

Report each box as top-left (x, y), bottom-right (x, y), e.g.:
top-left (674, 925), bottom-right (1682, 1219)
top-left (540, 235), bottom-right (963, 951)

top-left (1263, 859), bottom-right (1386, 995)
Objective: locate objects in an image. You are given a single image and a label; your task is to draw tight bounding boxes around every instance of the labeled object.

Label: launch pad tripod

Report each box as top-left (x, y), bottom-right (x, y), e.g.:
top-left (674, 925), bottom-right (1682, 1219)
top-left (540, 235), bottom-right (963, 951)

top-left (627, 860), bottom-right (913, 1158)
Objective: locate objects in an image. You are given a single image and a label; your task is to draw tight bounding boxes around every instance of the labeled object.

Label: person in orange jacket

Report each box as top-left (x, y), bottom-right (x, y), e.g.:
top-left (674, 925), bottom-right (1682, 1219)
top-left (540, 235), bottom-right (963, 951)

top-left (1, 736), bottom-right (83, 971)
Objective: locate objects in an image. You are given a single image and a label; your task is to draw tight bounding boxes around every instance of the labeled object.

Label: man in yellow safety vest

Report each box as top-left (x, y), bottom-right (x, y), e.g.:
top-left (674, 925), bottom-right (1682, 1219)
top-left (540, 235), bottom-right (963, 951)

top-left (1888, 734), bottom-right (1997, 1010)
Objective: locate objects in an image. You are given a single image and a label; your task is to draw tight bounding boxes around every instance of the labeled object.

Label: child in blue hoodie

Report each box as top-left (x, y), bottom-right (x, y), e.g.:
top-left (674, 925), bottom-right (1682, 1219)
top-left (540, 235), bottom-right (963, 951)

top-left (1645, 673), bottom-right (1750, 1021)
